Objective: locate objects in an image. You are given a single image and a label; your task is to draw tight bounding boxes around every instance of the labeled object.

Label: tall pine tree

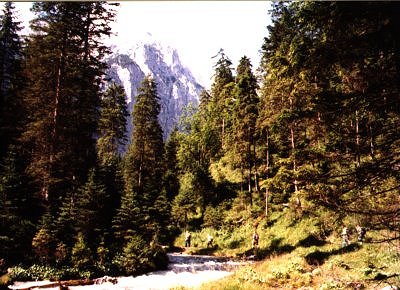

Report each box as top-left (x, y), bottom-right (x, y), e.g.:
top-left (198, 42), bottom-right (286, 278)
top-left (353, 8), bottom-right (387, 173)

top-left (119, 75), bottom-right (165, 242)
top-left (231, 56), bottom-right (259, 204)
top-left (21, 2), bottom-right (116, 205)
top-left (209, 49), bottom-right (235, 155)
top-left (258, 2), bottom-right (318, 210)
top-left (97, 82), bottom-right (129, 165)
top-left (0, 2), bottom-right (24, 161)
top-left (0, 148), bottom-right (35, 265)
top-left (258, 2), bottom-right (400, 230)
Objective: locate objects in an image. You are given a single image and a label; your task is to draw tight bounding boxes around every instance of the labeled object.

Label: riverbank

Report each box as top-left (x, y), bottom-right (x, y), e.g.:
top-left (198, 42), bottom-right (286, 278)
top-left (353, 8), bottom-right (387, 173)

top-left (6, 207), bottom-right (400, 290)
top-left (178, 210), bottom-right (400, 289)
top-left (7, 253), bottom-right (246, 290)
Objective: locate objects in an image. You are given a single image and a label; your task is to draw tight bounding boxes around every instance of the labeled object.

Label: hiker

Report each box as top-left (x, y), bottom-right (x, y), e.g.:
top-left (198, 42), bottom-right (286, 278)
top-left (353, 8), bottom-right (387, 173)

top-left (356, 225), bottom-right (366, 243)
top-left (185, 231), bottom-right (191, 247)
top-left (252, 231), bottom-right (259, 248)
top-left (207, 234), bottom-right (213, 248)
top-left (341, 226), bottom-right (350, 247)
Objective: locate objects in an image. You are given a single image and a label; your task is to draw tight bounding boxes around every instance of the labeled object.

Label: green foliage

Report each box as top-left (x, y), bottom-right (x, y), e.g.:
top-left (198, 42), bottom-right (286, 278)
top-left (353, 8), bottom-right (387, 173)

top-left (0, 2), bottom-right (24, 161)
top-left (8, 266), bottom-right (34, 282)
top-left (163, 128), bottom-right (180, 201)
top-left (55, 242), bottom-right (68, 266)
top-left (10, 264), bottom-right (61, 282)
top-left (112, 188), bottom-right (142, 241)
top-left (0, 148), bottom-right (35, 265)
top-left (203, 203), bottom-right (228, 230)
top-left (22, 1), bottom-right (117, 203)
top-left (7, 264), bottom-right (93, 282)
top-left (71, 232), bottom-right (92, 271)
top-left (56, 167), bottom-right (110, 252)
top-left (97, 83), bottom-right (129, 165)
top-left (74, 168), bottom-right (109, 244)
top-left (31, 211), bottom-right (59, 265)
top-left (209, 49), bottom-right (235, 158)
top-left (96, 237), bottom-right (109, 271)
top-left (3, 1), bottom-right (400, 282)
top-left (97, 155), bottom-right (125, 243)
top-left (118, 236), bottom-right (149, 275)
top-left (171, 172), bottom-right (203, 228)
top-left (122, 76), bottom-right (167, 242)
top-left (258, 1), bottom-right (400, 230)
top-left (209, 154), bottom-right (242, 184)
top-left (55, 191), bottom-right (76, 248)
top-left (32, 228), bottom-right (55, 264)
top-left (113, 235), bottom-right (152, 275)
top-left (228, 56), bottom-right (259, 203)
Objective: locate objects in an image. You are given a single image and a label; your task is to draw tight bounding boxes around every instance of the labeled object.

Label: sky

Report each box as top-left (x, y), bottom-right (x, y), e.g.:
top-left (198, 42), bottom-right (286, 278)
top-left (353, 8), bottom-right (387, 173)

top-left (11, 1), bottom-right (271, 88)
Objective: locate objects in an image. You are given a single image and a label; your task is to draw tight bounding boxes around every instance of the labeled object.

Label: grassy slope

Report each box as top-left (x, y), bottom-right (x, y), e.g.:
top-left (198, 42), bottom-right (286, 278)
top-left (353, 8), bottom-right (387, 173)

top-left (173, 208), bottom-right (400, 289)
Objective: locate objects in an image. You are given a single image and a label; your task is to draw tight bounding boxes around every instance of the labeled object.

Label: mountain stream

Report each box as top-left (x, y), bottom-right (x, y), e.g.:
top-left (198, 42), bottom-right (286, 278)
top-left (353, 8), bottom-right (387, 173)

top-left (9, 253), bottom-right (247, 290)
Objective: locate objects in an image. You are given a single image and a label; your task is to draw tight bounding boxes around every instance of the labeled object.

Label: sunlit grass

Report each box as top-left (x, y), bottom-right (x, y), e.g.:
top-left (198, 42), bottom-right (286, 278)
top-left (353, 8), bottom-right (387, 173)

top-left (173, 206), bottom-right (400, 289)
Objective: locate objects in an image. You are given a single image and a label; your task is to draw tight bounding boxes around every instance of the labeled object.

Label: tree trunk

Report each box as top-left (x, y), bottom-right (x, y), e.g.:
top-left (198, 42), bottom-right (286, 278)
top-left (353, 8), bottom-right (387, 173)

top-left (290, 123), bottom-right (298, 193)
top-left (355, 110), bottom-right (361, 167)
top-left (247, 131), bottom-right (252, 206)
top-left (138, 141), bottom-right (144, 194)
top-left (253, 137), bottom-right (259, 193)
top-left (45, 43), bottom-right (66, 201)
top-left (83, 5), bottom-right (92, 62)
top-left (369, 114), bottom-right (374, 157)
top-left (289, 94), bottom-right (300, 207)
top-left (240, 163), bottom-right (244, 194)
top-left (265, 128), bottom-right (270, 217)
top-left (221, 118), bottom-right (225, 148)
top-left (289, 96), bottom-right (298, 193)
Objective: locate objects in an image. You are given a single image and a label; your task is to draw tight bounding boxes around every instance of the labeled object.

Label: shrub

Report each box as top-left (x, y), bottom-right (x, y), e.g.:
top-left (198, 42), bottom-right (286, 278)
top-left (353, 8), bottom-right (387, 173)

top-left (151, 244), bottom-right (168, 270)
top-left (113, 235), bottom-right (168, 276)
top-left (31, 228), bottom-right (56, 264)
top-left (113, 235), bottom-right (151, 275)
top-left (7, 266), bottom-right (29, 282)
top-left (55, 242), bottom-right (69, 265)
top-left (71, 233), bottom-right (92, 270)
top-left (203, 205), bottom-right (225, 229)
top-left (8, 265), bottom-right (64, 282)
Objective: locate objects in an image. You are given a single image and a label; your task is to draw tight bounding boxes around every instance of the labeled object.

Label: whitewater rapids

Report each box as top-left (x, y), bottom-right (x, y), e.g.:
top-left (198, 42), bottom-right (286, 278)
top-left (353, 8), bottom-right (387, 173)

top-left (9, 253), bottom-right (247, 290)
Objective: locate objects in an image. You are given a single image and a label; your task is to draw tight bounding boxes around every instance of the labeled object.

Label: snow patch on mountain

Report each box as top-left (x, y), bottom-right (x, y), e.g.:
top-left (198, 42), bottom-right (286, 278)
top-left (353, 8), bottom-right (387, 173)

top-left (115, 66), bottom-right (132, 101)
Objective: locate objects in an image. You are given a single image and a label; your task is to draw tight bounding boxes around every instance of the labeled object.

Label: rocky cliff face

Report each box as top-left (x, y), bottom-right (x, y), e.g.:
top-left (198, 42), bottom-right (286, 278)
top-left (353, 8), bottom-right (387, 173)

top-left (106, 40), bottom-right (203, 144)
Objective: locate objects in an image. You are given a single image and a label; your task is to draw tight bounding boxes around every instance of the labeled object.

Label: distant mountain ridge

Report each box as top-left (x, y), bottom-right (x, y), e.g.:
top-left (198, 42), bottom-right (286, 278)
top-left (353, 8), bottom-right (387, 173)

top-left (106, 38), bottom-right (203, 144)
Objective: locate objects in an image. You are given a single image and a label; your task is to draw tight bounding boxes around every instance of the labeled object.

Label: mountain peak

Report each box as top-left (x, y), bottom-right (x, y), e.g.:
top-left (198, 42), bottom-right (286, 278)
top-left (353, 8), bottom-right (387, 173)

top-left (106, 39), bottom-right (204, 143)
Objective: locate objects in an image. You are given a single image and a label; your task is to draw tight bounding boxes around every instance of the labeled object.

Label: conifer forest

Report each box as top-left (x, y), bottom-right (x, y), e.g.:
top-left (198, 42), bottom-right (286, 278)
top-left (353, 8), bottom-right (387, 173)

top-left (1, 1), bottom-right (400, 288)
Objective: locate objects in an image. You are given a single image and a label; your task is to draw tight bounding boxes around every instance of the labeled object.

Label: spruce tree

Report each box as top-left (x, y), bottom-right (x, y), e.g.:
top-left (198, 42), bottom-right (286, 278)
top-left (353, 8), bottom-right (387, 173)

top-left (174, 102), bottom-right (217, 224)
top-left (120, 75), bottom-right (165, 242)
top-left (0, 149), bottom-right (35, 265)
top-left (258, 2), bottom-right (318, 210)
top-left (96, 83), bottom-right (128, 244)
top-left (31, 210), bottom-right (58, 264)
top-left (231, 56), bottom-right (259, 205)
top-left (163, 127), bottom-right (180, 201)
top-left (72, 168), bottom-right (108, 246)
top-left (56, 167), bottom-right (110, 259)
top-left (302, 2), bottom-right (400, 227)
top-left (113, 188), bottom-right (143, 242)
top-left (21, 2), bottom-right (117, 206)
top-left (258, 2), bottom-right (400, 231)
top-left (0, 2), bottom-right (24, 161)
top-left (97, 82), bottom-right (129, 166)
top-left (209, 49), bottom-right (235, 155)
top-left (71, 232), bottom-right (92, 271)
top-left (55, 191), bottom-right (76, 248)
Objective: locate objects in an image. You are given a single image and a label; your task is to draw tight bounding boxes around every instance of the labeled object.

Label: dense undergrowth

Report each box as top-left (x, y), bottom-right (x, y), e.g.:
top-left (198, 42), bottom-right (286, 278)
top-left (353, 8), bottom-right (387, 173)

top-left (174, 205), bottom-right (400, 289)
top-left (0, 243), bottom-right (168, 286)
